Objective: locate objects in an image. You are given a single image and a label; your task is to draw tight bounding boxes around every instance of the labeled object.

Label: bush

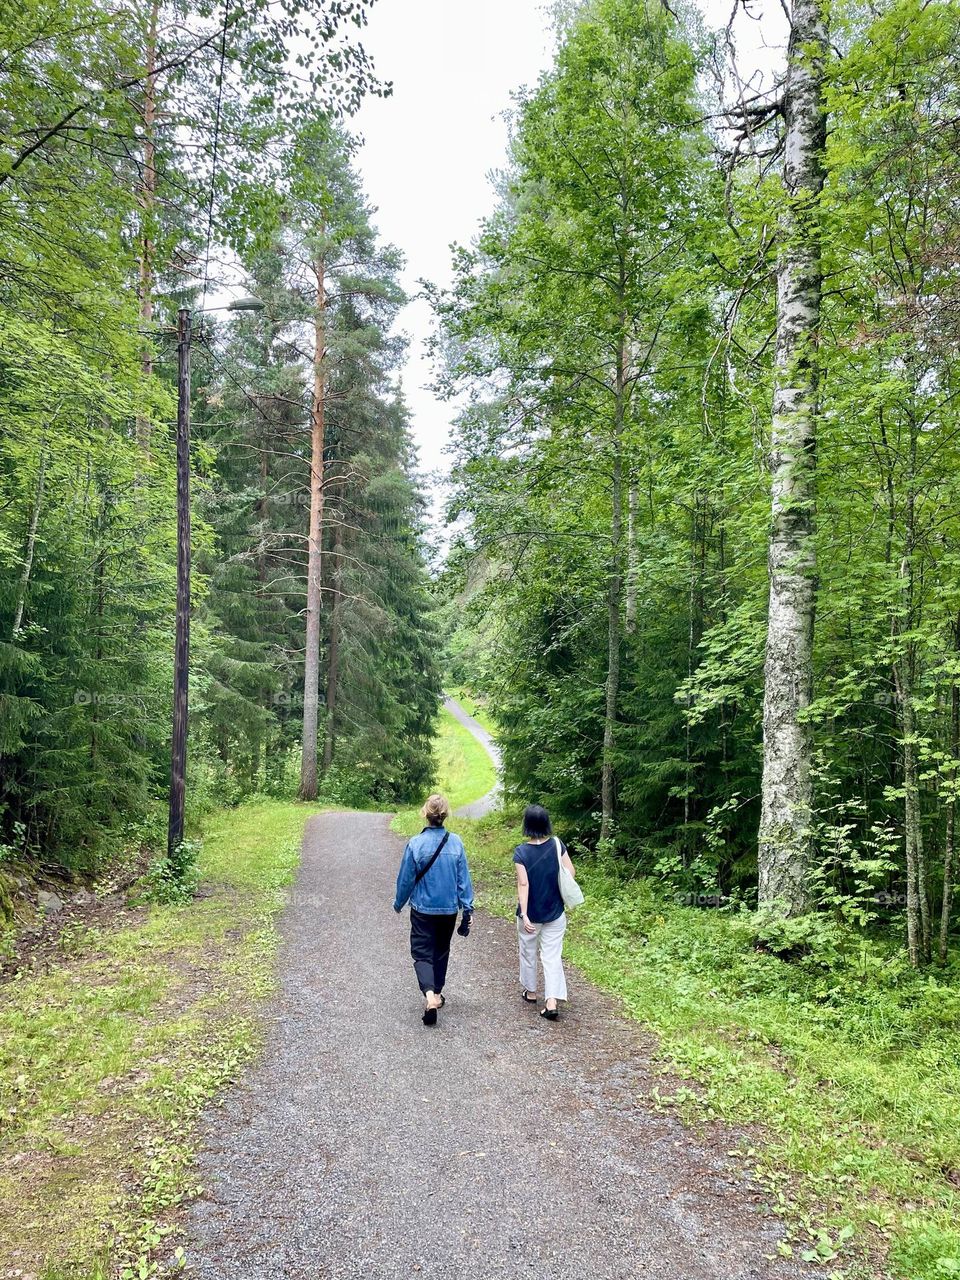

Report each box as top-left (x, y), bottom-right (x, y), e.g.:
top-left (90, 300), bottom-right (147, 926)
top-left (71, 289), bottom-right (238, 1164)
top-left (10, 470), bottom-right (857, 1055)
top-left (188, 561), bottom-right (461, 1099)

top-left (142, 838), bottom-right (202, 904)
top-left (749, 910), bottom-right (849, 968)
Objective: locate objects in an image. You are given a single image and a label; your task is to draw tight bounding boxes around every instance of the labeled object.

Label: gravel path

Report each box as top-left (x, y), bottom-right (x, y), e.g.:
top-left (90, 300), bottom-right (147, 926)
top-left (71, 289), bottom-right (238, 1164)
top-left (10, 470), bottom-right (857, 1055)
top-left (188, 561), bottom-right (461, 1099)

top-left (444, 694), bottom-right (502, 819)
top-left (183, 811), bottom-right (814, 1280)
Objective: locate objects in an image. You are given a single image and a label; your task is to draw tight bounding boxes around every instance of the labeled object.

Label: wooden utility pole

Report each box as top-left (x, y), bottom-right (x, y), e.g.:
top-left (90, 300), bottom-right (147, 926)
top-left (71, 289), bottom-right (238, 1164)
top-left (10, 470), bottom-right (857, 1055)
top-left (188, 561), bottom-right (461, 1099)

top-left (137, 0), bottom-right (159, 457)
top-left (168, 306), bottom-right (191, 855)
top-left (299, 258), bottom-right (326, 800)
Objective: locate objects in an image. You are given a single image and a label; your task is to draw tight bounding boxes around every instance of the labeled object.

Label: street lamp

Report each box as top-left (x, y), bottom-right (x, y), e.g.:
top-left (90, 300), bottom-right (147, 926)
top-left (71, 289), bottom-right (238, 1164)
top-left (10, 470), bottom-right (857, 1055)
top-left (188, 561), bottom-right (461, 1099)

top-left (167, 294), bottom-right (265, 859)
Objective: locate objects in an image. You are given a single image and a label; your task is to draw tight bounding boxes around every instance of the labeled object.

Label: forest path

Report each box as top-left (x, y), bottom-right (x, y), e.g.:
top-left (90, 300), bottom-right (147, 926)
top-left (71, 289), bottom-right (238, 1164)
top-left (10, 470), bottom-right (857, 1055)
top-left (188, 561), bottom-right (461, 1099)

top-left (183, 810), bottom-right (814, 1280)
top-left (445, 693), bottom-right (503, 818)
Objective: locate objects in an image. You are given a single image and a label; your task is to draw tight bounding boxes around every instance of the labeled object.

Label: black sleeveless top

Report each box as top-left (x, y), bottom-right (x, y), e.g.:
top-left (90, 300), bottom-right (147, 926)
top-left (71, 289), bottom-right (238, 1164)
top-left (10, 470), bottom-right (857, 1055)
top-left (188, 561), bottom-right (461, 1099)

top-left (513, 838), bottom-right (566, 924)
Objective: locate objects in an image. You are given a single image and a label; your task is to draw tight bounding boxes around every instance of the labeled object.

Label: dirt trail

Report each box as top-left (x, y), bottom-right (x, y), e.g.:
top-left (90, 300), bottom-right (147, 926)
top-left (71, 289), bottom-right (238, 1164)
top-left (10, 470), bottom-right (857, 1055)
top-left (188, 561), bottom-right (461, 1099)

top-left (183, 810), bottom-right (813, 1280)
top-left (445, 694), bottom-right (502, 818)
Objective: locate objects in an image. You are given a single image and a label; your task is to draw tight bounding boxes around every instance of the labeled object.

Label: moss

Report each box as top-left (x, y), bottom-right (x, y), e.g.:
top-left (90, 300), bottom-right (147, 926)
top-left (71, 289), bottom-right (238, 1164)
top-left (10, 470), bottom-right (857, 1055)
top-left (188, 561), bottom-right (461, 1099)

top-left (0, 871), bottom-right (15, 922)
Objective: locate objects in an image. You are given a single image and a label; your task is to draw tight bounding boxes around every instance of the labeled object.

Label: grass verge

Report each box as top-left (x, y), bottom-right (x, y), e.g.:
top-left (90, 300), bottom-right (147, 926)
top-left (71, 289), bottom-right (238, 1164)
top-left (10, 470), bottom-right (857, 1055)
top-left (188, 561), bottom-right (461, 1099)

top-left (0, 797), bottom-right (315, 1280)
top-left (460, 811), bottom-right (960, 1280)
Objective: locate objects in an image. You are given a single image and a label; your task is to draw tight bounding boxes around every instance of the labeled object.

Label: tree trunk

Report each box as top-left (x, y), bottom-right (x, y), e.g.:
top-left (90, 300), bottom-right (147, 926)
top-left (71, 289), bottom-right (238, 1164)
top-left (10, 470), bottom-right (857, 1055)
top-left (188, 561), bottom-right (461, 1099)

top-left (299, 257), bottom-right (326, 801)
top-left (137, 0), bottom-right (159, 457)
top-left (600, 336), bottom-right (626, 844)
top-left (625, 481), bottom-right (638, 635)
top-left (684, 495), bottom-right (706, 867)
top-left (167, 308), bottom-right (191, 857)
top-left (939, 619), bottom-right (959, 963)
top-left (322, 530), bottom-right (343, 772)
top-left (894, 416), bottom-right (929, 966)
top-left (757, 0), bottom-right (827, 915)
top-left (11, 449), bottom-right (47, 639)
top-left (899, 647), bottom-right (922, 968)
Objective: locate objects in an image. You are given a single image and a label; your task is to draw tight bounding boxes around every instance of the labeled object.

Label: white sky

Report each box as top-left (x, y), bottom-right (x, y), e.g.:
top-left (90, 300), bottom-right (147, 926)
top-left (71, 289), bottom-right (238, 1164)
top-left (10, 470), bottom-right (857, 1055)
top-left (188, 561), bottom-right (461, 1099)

top-left (352, 0), bottom-right (787, 522)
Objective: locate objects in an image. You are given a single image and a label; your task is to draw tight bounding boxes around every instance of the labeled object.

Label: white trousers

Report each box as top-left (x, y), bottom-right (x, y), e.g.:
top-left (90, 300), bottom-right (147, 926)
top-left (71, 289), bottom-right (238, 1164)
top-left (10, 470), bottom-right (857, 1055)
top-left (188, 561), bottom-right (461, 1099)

top-left (518, 912), bottom-right (568, 1001)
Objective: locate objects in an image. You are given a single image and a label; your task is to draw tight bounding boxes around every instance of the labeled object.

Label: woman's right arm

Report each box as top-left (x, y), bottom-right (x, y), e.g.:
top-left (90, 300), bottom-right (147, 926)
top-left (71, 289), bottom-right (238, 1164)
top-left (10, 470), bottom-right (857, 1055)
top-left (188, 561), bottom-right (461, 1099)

top-left (393, 843), bottom-right (416, 912)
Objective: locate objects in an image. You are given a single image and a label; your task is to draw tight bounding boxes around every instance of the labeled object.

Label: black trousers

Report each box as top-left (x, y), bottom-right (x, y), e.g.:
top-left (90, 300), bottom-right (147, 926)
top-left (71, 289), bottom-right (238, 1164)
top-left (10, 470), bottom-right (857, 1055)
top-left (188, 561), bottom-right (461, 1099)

top-left (409, 909), bottom-right (458, 995)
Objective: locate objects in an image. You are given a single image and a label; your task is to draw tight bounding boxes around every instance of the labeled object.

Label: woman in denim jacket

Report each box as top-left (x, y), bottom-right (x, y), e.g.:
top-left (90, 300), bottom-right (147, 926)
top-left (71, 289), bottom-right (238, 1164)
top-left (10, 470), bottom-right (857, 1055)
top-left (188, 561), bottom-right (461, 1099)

top-left (394, 793), bottom-right (474, 1025)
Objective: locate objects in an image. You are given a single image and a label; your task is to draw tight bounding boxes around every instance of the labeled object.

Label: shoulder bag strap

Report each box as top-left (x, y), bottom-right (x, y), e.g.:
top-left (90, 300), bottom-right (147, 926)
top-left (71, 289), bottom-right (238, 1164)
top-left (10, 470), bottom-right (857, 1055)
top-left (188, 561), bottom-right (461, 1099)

top-left (414, 830), bottom-right (451, 885)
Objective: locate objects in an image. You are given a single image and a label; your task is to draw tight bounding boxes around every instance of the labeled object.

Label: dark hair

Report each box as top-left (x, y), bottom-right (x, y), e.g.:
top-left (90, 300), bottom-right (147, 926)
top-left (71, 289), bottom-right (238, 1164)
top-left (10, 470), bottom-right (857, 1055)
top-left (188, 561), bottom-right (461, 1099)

top-left (522, 804), bottom-right (552, 839)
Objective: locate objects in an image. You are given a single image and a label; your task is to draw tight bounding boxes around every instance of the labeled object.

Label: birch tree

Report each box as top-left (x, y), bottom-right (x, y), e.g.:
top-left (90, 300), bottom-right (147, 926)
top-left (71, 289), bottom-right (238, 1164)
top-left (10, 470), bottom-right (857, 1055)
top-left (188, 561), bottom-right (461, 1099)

top-left (757, 0), bottom-right (828, 914)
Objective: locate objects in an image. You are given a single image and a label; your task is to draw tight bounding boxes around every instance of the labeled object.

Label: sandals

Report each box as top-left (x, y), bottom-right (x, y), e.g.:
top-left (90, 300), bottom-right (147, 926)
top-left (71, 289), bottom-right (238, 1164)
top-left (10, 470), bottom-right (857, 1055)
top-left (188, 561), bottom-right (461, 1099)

top-left (521, 991), bottom-right (538, 1004)
top-left (540, 1004), bottom-right (559, 1021)
top-left (422, 993), bottom-right (443, 1025)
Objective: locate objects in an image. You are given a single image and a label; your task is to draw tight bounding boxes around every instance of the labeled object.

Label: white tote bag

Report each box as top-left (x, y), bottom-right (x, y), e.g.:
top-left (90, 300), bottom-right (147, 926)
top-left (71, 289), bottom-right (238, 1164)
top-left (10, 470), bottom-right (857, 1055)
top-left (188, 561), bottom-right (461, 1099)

top-left (556, 836), bottom-right (584, 910)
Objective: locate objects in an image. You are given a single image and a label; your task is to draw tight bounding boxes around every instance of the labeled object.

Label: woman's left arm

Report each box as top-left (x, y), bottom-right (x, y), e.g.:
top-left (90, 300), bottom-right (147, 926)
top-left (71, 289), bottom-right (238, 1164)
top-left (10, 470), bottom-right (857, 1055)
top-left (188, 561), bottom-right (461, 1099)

top-left (456, 841), bottom-right (475, 913)
top-left (561, 842), bottom-right (576, 878)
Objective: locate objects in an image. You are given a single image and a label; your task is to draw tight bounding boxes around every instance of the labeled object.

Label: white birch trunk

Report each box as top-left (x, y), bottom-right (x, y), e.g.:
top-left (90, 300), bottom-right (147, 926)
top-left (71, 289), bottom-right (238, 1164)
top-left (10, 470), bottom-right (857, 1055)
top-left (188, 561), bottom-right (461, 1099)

top-left (625, 481), bottom-right (638, 636)
top-left (757, 0), bottom-right (827, 914)
top-left (940, 638), bottom-right (959, 965)
top-left (11, 450), bottom-right (47, 639)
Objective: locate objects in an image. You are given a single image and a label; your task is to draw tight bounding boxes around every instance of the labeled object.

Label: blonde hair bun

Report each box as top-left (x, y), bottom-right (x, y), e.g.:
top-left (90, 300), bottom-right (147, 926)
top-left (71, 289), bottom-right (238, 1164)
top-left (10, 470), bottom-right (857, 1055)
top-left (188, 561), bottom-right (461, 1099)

top-left (421, 793), bottom-right (450, 826)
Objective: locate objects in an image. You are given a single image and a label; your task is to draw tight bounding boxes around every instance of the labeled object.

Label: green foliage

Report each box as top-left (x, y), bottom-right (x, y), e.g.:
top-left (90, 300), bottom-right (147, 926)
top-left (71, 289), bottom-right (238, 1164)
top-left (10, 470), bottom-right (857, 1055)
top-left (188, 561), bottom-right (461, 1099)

top-left (194, 122), bottom-right (441, 810)
top-left (436, 0), bottom-right (960, 962)
top-left (142, 839), bottom-right (202, 905)
top-left (0, 6), bottom-right (429, 867)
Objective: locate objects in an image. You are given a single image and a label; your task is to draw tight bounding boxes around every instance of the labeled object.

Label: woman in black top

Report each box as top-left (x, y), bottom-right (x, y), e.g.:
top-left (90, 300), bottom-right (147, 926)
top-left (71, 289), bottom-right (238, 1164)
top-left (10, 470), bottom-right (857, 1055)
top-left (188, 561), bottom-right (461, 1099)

top-left (514, 803), bottom-right (577, 1020)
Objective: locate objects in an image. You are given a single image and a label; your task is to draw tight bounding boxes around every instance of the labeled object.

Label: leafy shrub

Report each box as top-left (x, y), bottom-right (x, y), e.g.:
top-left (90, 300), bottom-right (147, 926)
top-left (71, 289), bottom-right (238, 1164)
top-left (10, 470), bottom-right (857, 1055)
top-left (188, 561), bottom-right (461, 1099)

top-left (0, 820), bottom-right (27, 867)
top-left (185, 746), bottom-right (248, 822)
top-left (143, 839), bottom-right (202, 904)
top-left (749, 910), bottom-right (849, 968)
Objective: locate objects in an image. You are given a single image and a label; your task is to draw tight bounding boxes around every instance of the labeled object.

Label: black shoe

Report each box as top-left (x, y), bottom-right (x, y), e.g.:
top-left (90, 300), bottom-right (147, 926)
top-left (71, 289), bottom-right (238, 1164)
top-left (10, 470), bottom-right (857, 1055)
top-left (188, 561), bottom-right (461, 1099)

top-left (422, 1005), bottom-right (438, 1026)
top-left (540, 1005), bottom-right (559, 1021)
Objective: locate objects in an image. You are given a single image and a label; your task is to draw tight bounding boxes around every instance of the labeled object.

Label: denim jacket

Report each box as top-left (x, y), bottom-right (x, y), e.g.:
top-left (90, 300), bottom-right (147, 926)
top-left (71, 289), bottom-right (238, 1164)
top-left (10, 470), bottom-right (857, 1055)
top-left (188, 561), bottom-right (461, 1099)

top-left (393, 826), bottom-right (474, 916)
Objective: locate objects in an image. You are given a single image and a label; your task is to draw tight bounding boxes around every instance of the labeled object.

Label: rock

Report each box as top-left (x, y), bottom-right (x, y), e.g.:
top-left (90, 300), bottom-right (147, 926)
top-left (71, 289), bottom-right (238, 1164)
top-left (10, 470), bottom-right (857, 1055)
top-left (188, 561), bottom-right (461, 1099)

top-left (37, 890), bottom-right (64, 915)
top-left (71, 888), bottom-right (95, 907)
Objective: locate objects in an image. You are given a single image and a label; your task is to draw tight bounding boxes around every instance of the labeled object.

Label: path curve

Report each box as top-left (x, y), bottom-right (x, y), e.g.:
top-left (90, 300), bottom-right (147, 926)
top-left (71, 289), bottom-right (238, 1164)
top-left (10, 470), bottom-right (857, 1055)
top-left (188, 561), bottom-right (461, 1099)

top-left (183, 810), bottom-right (814, 1280)
top-left (445, 694), bottom-right (502, 819)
